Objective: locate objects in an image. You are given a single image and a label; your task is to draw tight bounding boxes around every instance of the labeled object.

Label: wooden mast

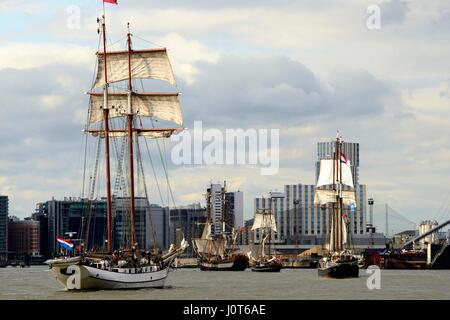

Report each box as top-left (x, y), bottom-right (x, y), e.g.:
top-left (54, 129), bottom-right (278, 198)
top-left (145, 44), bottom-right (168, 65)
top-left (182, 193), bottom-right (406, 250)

top-left (126, 23), bottom-right (137, 248)
top-left (221, 181), bottom-right (226, 257)
top-left (101, 15), bottom-right (113, 254)
top-left (268, 196), bottom-right (272, 258)
top-left (207, 185), bottom-right (211, 260)
top-left (337, 137), bottom-right (342, 252)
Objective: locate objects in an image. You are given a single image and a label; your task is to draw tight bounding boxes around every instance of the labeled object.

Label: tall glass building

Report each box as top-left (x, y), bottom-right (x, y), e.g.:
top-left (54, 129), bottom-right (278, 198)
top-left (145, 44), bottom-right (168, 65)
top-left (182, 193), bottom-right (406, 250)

top-left (35, 197), bottom-right (169, 255)
top-left (0, 196), bottom-right (8, 264)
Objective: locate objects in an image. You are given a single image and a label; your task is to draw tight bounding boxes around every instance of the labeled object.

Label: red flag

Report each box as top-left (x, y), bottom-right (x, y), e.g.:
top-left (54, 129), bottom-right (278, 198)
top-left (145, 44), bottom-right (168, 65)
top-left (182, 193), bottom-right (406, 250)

top-left (103, 0), bottom-right (118, 4)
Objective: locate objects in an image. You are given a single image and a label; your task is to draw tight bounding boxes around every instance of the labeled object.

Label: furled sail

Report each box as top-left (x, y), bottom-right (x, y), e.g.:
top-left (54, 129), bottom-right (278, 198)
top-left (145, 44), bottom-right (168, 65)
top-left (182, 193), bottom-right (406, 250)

top-left (314, 189), bottom-right (356, 206)
top-left (87, 130), bottom-right (178, 139)
top-left (251, 210), bottom-right (277, 233)
top-left (93, 49), bottom-right (176, 88)
top-left (260, 233), bottom-right (270, 257)
top-left (316, 159), bottom-right (354, 188)
top-left (88, 92), bottom-right (182, 125)
top-left (326, 213), bottom-right (348, 251)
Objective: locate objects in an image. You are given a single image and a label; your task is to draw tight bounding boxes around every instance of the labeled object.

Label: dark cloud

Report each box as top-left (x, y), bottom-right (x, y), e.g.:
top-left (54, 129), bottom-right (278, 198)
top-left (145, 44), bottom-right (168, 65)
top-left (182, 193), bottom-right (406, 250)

top-left (0, 65), bottom-right (90, 176)
top-left (180, 55), bottom-right (399, 127)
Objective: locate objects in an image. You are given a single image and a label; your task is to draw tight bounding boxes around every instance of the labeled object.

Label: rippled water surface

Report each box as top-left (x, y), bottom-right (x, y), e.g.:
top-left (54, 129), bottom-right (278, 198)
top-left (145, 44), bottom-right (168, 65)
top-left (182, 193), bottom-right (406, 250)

top-left (0, 266), bottom-right (449, 300)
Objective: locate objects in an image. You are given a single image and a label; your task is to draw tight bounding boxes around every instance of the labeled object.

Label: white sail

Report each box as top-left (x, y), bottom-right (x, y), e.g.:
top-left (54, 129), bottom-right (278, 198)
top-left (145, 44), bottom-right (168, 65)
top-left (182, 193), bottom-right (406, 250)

top-left (314, 189), bottom-right (356, 206)
top-left (88, 92), bottom-right (183, 126)
top-left (206, 237), bottom-right (226, 258)
top-left (260, 233), bottom-right (270, 258)
top-left (201, 222), bottom-right (212, 239)
top-left (342, 215), bottom-right (348, 246)
top-left (316, 159), bottom-right (334, 187)
top-left (93, 49), bottom-right (176, 88)
top-left (180, 238), bottom-right (189, 250)
top-left (316, 159), bottom-right (354, 188)
top-left (327, 217), bottom-right (334, 251)
top-left (193, 239), bottom-right (209, 254)
top-left (341, 160), bottom-right (354, 189)
top-left (251, 210), bottom-right (277, 233)
top-left (326, 214), bottom-right (348, 251)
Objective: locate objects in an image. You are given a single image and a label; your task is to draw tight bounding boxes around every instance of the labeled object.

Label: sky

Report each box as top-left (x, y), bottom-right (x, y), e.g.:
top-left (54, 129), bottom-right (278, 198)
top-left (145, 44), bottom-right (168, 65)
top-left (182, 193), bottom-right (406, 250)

top-left (1, 0), bottom-right (450, 233)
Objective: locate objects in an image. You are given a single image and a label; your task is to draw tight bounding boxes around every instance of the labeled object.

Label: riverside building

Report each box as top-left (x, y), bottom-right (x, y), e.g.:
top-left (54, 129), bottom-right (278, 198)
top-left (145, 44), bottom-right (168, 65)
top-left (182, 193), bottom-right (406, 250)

top-left (0, 196), bottom-right (8, 265)
top-left (207, 183), bottom-right (244, 235)
top-left (34, 197), bottom-right (169, 256)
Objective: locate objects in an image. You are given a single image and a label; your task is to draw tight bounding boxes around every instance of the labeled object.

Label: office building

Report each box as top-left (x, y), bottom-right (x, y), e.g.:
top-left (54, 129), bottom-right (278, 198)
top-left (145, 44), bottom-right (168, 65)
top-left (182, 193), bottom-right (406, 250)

top-left (207, 183), bottom-right (244, 235)
top-left (169, 203), bottom-right (207, 256)
top-left (113, 198), bottom-right (169, 251)
top-left (8, 218), bottom-right (40, 258)
top-left (35, 197), bottom-right (170, 255)
top-left (0, 196), bottom-right (8, 265)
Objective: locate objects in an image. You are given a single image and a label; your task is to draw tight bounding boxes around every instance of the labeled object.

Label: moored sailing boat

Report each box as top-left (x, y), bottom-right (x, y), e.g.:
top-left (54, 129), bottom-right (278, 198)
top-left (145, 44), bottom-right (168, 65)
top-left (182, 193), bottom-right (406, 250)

top-left (46, 8), bottom-right (188, 290)
top-left (249, 196), bottom-right (282, 272)
top-left (192, 183), bottom-right (248, 271)
top-left (314, 133), bottom-right (359, 278)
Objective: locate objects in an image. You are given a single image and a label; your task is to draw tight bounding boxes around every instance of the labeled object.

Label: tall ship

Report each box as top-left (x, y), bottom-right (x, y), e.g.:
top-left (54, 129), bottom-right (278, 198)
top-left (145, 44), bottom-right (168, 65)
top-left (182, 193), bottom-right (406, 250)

top-left (249, 200), bottom-right (282, 272)
top-left (192, 183), bottom-right (248, 271)
top-left (46, 5), bottom-right (188, 290)
top-left (314, 133), bottom-right (359, 278)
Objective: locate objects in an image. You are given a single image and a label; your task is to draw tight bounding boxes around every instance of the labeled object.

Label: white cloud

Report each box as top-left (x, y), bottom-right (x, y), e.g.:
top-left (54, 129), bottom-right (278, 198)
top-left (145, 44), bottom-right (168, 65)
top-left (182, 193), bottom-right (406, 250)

top-left (39, 95), bottom-right (66, 109)
top-left (154, 33), bottom-right (220, 84)
top-left (0, 43), bottom-right (92, 70)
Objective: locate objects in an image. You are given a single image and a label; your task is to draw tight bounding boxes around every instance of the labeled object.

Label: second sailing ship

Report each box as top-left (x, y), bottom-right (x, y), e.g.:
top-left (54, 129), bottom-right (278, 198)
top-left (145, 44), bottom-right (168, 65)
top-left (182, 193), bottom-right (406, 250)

top-left (192, 182), bottom-right (249, 271)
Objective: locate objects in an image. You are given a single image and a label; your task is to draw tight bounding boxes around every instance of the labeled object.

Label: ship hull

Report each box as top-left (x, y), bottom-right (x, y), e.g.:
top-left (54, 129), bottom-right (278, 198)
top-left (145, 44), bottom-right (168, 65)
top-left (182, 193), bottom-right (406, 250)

top-left (318, 260), bottom-right (359, 279)
top-left (198, 255), bottom-right (248, 271)
top-left (251, 264), bottom-right (282, 272)
top-left (48, 259), bottom-right (170, 290)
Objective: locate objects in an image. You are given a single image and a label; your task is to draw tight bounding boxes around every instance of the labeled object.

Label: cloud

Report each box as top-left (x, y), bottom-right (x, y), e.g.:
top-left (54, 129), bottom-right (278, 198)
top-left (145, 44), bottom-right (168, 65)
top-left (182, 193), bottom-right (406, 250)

top-left (181, 55), bottom-right (398, 127)
top-left (0, 43), bottom-right (92, 70)
top-left (154, 33), bottom-right (220, 84)
top-left (379, 0), bottom-right (411, 25)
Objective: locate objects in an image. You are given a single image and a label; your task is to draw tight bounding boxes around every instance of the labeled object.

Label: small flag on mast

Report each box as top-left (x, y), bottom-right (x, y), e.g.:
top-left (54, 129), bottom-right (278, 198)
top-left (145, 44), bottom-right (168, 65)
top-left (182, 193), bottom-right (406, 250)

top-left (103, 0), bottom-right (118, 4)
top-left (340, 152), bottom-right (350, 166)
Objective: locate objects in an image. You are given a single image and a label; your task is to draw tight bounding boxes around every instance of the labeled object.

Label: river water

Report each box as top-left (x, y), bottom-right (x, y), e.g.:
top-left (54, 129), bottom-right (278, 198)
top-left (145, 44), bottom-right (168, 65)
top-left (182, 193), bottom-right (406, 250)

top-left (0, 266), bottom-right (449, 300)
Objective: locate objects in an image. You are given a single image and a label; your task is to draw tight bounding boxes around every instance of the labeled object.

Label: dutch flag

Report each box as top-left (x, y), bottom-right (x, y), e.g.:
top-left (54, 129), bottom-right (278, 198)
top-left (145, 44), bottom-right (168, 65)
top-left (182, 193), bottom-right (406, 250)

top-left (56, 237), bottom-right (74, 251)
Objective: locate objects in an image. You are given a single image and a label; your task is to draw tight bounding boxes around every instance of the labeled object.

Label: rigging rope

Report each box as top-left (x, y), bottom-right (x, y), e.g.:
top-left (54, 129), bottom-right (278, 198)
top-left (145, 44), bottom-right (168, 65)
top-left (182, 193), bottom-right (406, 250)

top-left (135, 135), bottom-right (158, 249)
top-left (151, 118), bottom-right (178, 209)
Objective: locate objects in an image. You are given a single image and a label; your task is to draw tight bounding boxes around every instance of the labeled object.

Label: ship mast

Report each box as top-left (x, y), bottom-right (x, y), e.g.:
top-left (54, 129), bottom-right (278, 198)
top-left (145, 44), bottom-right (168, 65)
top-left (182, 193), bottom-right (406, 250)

top-left (126, 23), bottom-right (137, 248)
top-left (207, 185), bottom-right (212, 260)
top-left (99, 15), bottom-right (113, 254)
top-left (332, 134), bottom-right (343, 252)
